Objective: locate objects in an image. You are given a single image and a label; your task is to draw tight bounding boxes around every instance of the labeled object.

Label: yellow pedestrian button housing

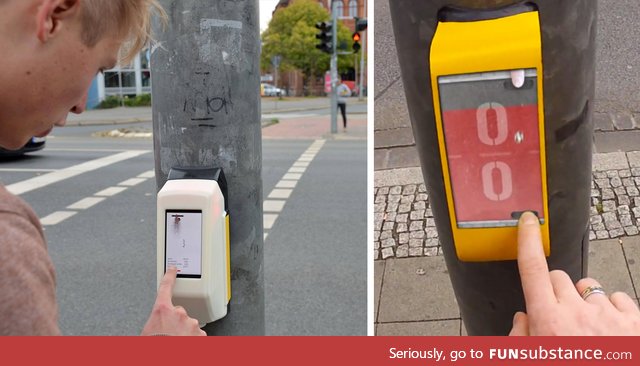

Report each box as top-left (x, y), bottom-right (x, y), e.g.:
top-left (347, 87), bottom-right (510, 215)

top-left (430, 10), bottom-right (550, 261)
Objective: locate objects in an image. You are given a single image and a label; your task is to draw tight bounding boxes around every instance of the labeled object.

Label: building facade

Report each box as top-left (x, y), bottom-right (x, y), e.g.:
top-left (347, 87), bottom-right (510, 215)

top-left (86, 50), bottom-right (152, 109)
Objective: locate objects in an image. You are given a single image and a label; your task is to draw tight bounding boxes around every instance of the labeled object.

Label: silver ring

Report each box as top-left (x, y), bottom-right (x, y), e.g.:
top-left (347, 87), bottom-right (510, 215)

top-left (580, 286), bottom-right (606, 300)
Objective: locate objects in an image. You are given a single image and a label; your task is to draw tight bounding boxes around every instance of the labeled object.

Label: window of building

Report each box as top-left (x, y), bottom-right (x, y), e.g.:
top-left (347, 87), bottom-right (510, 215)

top-left (103, 49), bottom-right (151, 95)
top-left (335, 1), bottom-right (344, 18)
top-left (349, 0), bottom-right (358, 17)
top-left (104, 60), bottom-right (136, 95)
top-left (140, 49), bottom-right (151, 88)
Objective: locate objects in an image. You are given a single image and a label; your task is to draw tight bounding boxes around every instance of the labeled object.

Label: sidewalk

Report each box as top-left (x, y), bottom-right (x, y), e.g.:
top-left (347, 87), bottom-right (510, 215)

top-left (65, 97), bottom-right (367, 127)
top-left (374, 152), bottom-right (640, 335)
top-left (262, 114), bottom-right (367, 141)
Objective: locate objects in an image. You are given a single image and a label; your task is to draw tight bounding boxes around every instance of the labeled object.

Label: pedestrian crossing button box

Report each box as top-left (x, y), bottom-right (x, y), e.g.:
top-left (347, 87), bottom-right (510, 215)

top-left (157, 167), bottom-right (230, 324)
top-left (430, 9), bottom-right (550, 262)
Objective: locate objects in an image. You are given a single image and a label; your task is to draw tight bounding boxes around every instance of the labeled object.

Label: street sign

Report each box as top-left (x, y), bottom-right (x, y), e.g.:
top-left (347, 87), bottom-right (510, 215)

top-left (271, 55), bottom-right (281, 68)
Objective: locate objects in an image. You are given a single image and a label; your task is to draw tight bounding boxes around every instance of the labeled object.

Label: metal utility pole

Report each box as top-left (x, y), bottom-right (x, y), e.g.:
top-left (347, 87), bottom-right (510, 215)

top-left (330, 1), bottom-right (338, 134)
top-left (151, 0), bottom-right (264, 335)
top-left (359, 1), bottom-right (367, 101)
top-left (358, 30), bottom-right (365, 101)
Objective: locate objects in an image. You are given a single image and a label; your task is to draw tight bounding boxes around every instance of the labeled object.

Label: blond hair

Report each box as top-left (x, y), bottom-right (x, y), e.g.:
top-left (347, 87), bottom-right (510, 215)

top-left (80, 0), bottom-right (167, 64)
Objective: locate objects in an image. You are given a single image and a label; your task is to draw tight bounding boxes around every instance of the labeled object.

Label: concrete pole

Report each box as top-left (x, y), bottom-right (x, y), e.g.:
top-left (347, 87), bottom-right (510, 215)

top-left (330, 1), bottom-right (338, 134)
top-left (151, 0), bottom-right (264, 335)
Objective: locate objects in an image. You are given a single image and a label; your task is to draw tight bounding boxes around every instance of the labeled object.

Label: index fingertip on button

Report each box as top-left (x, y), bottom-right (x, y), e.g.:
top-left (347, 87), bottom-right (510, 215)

top-left (518, 211), bottom-right (539, 225)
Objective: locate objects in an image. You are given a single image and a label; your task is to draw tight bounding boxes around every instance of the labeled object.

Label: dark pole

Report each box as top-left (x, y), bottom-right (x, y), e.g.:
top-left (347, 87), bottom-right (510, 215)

top-left (151, 0), bottom-right (264, 335)
top-left (389, 0), bottom-right (596, 335)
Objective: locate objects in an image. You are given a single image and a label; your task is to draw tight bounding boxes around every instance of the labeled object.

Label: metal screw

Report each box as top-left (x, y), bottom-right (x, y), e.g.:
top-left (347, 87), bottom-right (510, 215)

top-left (514, 131), bottom-right (524, 144)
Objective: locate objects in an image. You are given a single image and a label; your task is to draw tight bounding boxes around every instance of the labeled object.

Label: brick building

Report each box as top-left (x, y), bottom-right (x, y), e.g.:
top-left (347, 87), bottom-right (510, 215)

top-left (270, 0), bottom-right (367, 96)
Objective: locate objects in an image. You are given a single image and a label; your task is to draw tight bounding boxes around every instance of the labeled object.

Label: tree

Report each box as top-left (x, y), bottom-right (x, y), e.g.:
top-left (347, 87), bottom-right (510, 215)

top-left (261, 0), bottom-right (355, 93)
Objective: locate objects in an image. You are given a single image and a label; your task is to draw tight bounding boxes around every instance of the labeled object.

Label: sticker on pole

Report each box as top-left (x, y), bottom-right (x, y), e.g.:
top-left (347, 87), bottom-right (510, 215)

top-left (438, 69), bottom-right (544, 228)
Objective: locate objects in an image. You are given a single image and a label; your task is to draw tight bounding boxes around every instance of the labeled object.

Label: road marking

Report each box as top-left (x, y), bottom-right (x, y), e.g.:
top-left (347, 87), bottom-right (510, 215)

top-left (67, 197), bottom-right (106, 210)
top-left (138, 170), bottom-right (155, 179)
top-left (268, 189), bottom-right (292, 199)
top-left (263, 139), bottom-right (326, 241)
top-left (276, 180), bottom-right (297, 189)
top-left (118, 178), bottom-right (146, 187)
top-left (41, 211), bottom-right (77, 226)
top-left (6, 150), bottom-right (149, 195)
top-left (0, 168), bottom-right (57, 172)
top-left (264, 214), bottom-right (278, 229)
top-left (39, 168), bottom-right (153, 226)
top-left (44, 148), bottom-right (134, 152)
top-left (263, 200), bottom-right (286, 213)
top-left (282, 173), bottom-right (302, 181)
top-left (95, 186), bottom-right (128, 197)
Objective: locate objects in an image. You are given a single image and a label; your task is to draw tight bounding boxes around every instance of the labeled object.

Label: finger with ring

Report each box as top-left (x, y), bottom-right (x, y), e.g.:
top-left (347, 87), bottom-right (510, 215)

top-left (581, 286), bottom-right (606, 300)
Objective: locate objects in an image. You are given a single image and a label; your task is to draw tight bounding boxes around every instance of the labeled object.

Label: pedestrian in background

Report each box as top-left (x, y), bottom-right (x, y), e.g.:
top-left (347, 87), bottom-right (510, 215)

top-left (337, 83), bottom-right (350, 130)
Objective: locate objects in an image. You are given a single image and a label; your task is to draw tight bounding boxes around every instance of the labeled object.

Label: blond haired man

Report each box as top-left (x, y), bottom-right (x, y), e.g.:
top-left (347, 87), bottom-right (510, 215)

top-left (0, 0), bottom-right (205, 336)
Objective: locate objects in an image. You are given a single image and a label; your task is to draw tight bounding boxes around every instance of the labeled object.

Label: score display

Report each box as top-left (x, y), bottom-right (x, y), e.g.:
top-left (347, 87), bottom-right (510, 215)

top-left (438, 69), bottom-right (544, 228)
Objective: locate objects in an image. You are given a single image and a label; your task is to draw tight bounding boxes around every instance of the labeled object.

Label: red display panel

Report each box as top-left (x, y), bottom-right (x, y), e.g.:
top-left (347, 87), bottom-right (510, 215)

top-left (438, 70), bottom-right (544, 228)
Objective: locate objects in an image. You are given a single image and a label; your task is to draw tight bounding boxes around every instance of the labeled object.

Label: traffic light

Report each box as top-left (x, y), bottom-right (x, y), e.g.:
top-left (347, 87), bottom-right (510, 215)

top-left (315, 21), bottom-right (332, 54)
top-left (352, 32), bottom-right (361, 53)
top-left (353, 17), bottom-right (367, 53)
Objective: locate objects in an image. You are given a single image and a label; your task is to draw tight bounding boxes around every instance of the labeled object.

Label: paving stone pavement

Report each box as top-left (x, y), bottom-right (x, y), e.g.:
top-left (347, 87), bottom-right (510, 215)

top-left (374, 152), bottom-right (640, 260)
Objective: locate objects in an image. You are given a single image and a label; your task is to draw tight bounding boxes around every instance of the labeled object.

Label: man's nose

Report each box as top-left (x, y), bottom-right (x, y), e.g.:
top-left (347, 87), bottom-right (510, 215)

top-left (70, 93), bottom-right (88, 114)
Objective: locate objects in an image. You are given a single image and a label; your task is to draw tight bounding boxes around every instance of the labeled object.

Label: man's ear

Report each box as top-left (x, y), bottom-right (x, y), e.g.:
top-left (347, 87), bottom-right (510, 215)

top-left (36, 0), bottom-right (81, 43)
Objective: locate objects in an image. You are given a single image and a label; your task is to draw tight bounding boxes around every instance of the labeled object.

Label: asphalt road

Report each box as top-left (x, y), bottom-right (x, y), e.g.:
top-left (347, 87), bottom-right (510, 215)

top-left (0, 124), bottom-right (366, 335)
top-left (264, 138), bottom-right (367, 335)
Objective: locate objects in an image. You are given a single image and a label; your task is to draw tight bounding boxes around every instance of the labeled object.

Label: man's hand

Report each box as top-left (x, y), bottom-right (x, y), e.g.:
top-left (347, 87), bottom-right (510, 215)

top-left (141, 267), bottom-right (206, 336)
top-left (510, 212), bottom-right (640, 335)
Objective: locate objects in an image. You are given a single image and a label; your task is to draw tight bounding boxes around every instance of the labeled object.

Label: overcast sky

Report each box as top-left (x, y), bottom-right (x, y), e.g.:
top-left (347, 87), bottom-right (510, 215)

top-left (259, 0), bottom-right (280, 32)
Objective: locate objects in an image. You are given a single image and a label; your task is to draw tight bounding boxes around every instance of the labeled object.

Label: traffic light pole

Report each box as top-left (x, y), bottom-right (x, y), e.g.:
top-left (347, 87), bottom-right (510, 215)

top-left (358, 30), bottom-right (365, 101)
top-left (330, 2), bottom-right (338, 134)
top-left (151, 0), bottom-right (264, 335)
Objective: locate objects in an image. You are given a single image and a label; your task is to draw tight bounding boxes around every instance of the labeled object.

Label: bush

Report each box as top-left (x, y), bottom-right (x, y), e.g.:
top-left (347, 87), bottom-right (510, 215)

top-left (125, 94), bottom-right (152, 107)
top-left (97, 95), bottom-right (122, 109)
top-left (96, 94), bottom-right (152, 109)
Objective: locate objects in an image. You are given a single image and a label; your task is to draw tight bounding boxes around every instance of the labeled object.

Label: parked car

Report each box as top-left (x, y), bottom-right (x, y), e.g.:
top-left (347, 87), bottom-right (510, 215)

top-left (0, 137), bottom-right (46, 157)
top-left (261, 83), bottom-right (284, 97)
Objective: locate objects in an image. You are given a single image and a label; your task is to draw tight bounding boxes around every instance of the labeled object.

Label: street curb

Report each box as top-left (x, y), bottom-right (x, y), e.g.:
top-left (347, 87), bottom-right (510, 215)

top-left (322, 133), bottom-right (368, 141)
top-left (66, 104), bottom-right (367, 126)
top-left (261, 100), bottom-right (367, 115)
top-left (68, 118), bottom-right (281, 128)
top-left (89, 119), bottom-right (280, 138)
top-left (65, 118), bottom-right (152, 127)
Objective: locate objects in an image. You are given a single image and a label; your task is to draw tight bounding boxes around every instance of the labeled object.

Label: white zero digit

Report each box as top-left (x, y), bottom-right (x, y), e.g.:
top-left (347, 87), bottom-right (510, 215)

top-left (481, 161), bottom-right (513, 201)
top-left (476, 102), bottom-right (508, 146)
